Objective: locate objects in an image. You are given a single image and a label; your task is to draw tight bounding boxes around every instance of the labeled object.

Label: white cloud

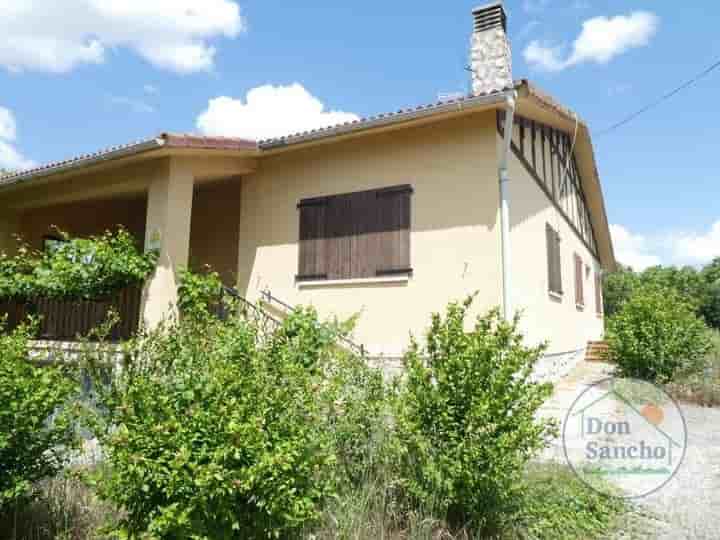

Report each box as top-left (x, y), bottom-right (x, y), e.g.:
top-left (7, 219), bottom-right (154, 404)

top-left (0, 141), bottom-right (36, 172)
top-left (0, 107), bottom-right (17, 141)
top-left (196, 83), bottom-right (360, 141)
top-left (0, 0), bottom-right (244, 74)
top-left (524, 11), bottom-right (659, 72)
top-left (671, 221), bottom-right (720, 265)
top-left (109, 96), bottom-right (155, 114)
top-left (612, 222), bottom-right (720, 270)
top-left (0, 106), bottom-right (35, 172)
top-left (610, 224), bottom-right (661, 271)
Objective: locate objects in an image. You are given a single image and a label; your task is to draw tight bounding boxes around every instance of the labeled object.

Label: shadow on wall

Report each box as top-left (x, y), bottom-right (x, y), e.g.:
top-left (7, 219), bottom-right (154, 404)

top-left (235, 112), bottom-right (503, 295)
top-left (18, 195), bottom-right (148, 251)
top-left (189, 178), bottom-right (242, 286)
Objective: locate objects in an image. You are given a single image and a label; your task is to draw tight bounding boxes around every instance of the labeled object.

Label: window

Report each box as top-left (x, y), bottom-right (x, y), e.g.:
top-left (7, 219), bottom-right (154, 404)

top-left (595, 271), bottom-right (603, 315)
top-left (297, 185), bottom-right (412, 281)
top-left (546, 223), bottom-right (562, 296)
top-left (574, 253), bottom-right (584, 308)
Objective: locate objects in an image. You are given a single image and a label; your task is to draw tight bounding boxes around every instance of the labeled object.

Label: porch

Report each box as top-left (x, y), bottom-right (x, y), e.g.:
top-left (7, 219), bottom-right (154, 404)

top-left (0, 148), bottom-right (257, 340)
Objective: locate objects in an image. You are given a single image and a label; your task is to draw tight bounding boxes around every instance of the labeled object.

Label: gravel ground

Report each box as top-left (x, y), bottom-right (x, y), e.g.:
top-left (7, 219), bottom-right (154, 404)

top-left (539, 361), bottom-right (720, 540)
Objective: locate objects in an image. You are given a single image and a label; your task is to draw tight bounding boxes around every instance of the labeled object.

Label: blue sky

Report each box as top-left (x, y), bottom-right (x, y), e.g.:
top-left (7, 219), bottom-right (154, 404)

top-left (1, 0), bottom-right (719, 269)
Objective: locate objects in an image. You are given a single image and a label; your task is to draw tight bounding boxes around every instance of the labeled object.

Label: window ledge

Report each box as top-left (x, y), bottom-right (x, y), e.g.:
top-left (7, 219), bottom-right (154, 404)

top-left (548, 290), bottom-right (563, 301)
top-left (576, 303), bottom-right (585, 311)
top-left (297, 275), bottom-right (411, 289)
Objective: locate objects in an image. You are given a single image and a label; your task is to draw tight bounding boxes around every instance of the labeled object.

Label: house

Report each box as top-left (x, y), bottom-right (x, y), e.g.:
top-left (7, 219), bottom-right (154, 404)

top-left (0, 3), bottom-right (614, 378)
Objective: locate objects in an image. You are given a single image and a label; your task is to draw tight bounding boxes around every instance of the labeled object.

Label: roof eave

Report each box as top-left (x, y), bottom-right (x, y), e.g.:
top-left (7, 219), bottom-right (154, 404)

top-left (258, 90), bottom-right (511, 153)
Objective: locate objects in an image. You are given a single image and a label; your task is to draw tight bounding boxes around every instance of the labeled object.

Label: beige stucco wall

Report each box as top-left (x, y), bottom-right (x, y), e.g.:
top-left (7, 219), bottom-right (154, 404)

top-left (18, 196), bottom-right (147, 250)
top-left (189, 178), bottom-right (242, 285)
top-left (507, 134), bottom-right (604, 355)
top-left (238, 113), bottom-right (502, 356)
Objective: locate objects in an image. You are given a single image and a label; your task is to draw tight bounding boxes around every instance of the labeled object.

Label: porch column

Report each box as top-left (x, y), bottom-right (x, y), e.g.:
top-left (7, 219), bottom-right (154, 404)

top-left (141, 158), bottom-right (195, 328)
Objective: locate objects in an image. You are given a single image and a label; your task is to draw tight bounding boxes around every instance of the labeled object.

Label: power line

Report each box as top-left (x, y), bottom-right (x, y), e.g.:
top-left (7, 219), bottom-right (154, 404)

top-left (596, 57), bottom-right (720, 136)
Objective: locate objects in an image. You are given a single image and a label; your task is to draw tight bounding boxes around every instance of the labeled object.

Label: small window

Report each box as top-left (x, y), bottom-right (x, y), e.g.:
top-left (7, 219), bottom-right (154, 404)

top-left (574, 253), bottom-right (584, 308)
top-left (297, 185), bottom-right (413, 281)
top-left (546, 223), bottom-right (562, 296)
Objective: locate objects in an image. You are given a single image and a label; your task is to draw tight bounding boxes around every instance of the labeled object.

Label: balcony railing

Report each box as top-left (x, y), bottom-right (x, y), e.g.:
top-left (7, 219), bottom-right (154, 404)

top-left (0, 284), bottom-right (143, 342)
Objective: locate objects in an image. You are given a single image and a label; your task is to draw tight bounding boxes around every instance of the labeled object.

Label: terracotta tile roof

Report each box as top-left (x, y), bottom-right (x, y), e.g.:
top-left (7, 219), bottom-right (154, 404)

top-left (0, 133), bottom-right (257, 187)
top-left (0, 82), bottom-right (585, 187)
top-left (161, 133), bottom-right (257, 151)
top-left (257, 86), bottom-right (512, 148)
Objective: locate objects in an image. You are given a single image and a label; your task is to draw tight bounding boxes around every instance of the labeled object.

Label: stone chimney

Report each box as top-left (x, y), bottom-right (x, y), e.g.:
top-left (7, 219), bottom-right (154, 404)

top-left (470, 2), bottom-right (513, 95)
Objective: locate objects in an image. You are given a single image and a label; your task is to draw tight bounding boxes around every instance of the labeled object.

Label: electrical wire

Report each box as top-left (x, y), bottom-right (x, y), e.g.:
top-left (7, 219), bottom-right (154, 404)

top-left (596, 57), bottom-right (720, 136)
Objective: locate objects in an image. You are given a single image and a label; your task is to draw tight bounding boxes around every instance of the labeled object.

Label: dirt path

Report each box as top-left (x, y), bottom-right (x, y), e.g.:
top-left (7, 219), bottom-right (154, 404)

top-left (538, 360), bottom-right (720, 539)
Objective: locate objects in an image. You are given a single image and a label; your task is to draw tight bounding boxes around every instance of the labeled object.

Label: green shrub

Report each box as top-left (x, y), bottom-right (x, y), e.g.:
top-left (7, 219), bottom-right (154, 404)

top-left (84, 306), bottom-right (369, 538)
top-left (0, 228), bottom-right (156, 301)
top-left (606, 285), bottom-right (712, 383)
top-left (392, 297), bottom-right (556, 534)
top-left (176, 267), bottom-right (224, 318)
top-left (0, 322), bottom-right (80, 513)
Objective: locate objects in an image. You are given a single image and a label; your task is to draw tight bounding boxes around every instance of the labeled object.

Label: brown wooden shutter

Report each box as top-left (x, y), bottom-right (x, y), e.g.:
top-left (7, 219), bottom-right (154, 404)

top-left (546, 224), bottom-right (562, 295)
top-left (574, 253), bottom-right (584, 306)
top-left (297, 197), bottom-right (327, 280)
top-left (595, 272), bottom-right (603, 315)
top-left (376, 185), bottom-right (412, 276)
top-left (298, 185), bottom-right (412, 281)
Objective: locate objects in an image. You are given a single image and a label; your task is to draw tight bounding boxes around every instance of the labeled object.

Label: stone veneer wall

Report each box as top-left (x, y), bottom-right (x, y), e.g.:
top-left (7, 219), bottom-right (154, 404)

top-left (470, 26), bottom-right (513, 96)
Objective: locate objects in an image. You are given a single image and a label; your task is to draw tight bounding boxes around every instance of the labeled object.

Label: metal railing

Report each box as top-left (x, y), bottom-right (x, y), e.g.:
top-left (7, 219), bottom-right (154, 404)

top-left (260, 288), bottom-right (367, 356)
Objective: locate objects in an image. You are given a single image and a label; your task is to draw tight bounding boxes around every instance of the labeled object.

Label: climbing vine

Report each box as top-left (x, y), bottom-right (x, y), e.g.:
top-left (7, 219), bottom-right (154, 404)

top-left (0, 228), bottom-right (157, 300)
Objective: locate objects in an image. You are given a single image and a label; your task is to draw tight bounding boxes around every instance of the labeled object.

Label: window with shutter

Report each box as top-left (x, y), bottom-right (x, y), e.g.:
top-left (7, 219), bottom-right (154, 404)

top-left (574, 253), bottom-right (584, 308)
top-left (595, 272), bottom-right (603, 315)
top-left (297, 185), bottom-right (412, 281)
top-left (546, 223), bottom-right (562, 296)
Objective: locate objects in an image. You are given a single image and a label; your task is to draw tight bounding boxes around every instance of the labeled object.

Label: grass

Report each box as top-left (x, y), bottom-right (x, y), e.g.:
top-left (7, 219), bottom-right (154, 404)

top-left (505, 463), bottom-right (627, 540)
top-left (308, 463), bottom-right (628, 540)
top-left (0, 473), bottom-right (113, 540)
top-left (666, 329), bottom-right (720, 407)
top-left (4, 464), bottom-right (628, 540)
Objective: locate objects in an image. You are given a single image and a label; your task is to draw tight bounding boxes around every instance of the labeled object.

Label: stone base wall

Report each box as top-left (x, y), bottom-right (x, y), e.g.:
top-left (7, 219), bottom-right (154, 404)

top-left (531, 348), bottom-right (586, 384)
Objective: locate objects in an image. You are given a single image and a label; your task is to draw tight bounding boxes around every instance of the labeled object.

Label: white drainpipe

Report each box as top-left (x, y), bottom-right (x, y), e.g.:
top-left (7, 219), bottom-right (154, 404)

top-left (498, 91), bottom-right (517, 321)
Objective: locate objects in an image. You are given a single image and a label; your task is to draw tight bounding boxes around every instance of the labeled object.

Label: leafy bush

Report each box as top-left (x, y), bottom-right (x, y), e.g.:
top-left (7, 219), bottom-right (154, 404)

top-left (606, 285), bottom-right (712, 383)
top-left (701, 258), bottom-right (720, 330)
top-left (392, 298), bottom-right (556, 534)
top-left (0, 322), bottom-right (80, 512)
top-left (603, 260), bottom-right (720, 330)
top-left (666, 329), bottom-right (720, 406)
top-left (176, 267), bottom-right (223, 318)
top-left (84, 305), bottom-right (379, 538)
top-left (0, 227), bottom-right (156, 301)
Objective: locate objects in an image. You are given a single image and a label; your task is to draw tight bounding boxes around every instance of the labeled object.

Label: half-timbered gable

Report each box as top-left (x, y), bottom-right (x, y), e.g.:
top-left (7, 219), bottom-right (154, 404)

top-left (497, 111), bottom-right (598, 258)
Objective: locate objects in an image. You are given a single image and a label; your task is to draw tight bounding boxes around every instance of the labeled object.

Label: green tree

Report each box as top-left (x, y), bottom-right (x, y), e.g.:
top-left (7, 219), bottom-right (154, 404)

top-left (606, 285), bottom-right (712, 383)
top-left (603, 264), bottom-right (639, 318)
top-left (0, 323), bottom-right (80, 513)
top-left (393, 298), bottom-right (555, 535)
top-left (700, 258), bottom-right (720, 329)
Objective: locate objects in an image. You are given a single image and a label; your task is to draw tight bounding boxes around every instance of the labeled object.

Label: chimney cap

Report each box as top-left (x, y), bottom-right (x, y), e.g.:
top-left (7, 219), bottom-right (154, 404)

top-left (472, 1), bottom-right (507, 33)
